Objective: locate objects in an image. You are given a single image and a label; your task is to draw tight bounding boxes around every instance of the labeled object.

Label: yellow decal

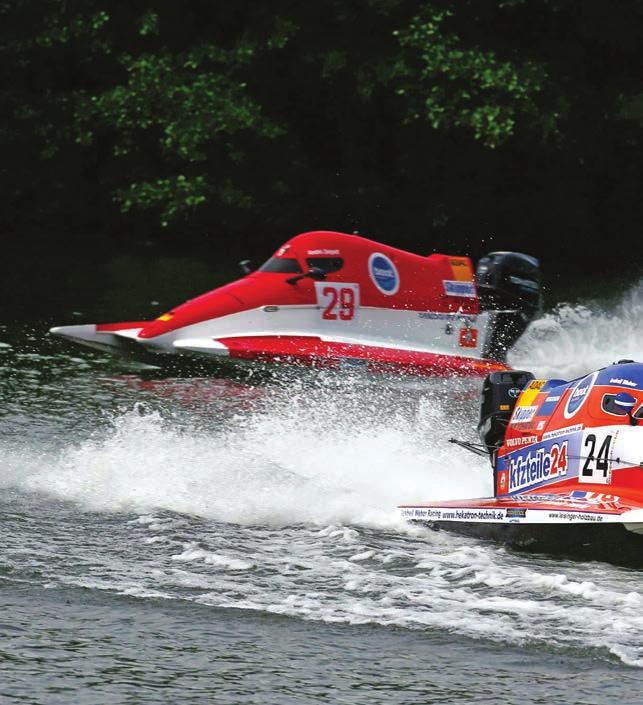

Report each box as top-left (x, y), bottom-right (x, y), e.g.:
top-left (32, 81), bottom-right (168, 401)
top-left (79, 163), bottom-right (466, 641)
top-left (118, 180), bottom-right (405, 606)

top-left (518, 379), bottom-right (547, 407)
top-left (449, 257), bottom-right (474, 282)
top-left (157, 313), bottom-right (173, 322)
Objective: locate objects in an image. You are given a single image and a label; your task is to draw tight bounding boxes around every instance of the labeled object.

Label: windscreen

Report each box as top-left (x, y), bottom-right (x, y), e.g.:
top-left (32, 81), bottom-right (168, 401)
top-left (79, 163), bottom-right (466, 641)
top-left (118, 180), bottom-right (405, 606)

top-left (259, 257), bottom-right (302, 273)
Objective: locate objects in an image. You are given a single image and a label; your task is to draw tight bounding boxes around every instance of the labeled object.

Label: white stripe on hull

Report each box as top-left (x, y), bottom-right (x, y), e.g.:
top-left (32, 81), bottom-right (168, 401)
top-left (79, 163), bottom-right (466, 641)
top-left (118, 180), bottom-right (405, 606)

top-left (141, 305), bottom-right (491, 358)
top-left (399, 506), bottom-right (643, 526)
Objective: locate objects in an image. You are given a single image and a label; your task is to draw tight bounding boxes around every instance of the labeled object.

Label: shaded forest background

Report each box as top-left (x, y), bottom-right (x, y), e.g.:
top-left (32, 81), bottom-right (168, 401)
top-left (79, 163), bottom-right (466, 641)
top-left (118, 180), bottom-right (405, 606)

top-left (2, 0), bottom-right (642, 273)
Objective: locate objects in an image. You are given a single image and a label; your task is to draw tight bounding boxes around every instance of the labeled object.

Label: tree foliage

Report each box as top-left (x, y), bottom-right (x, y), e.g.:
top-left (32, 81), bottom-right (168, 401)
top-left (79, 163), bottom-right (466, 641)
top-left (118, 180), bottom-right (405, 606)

top-left (0, 0), bottom-right (641, 265)
top-left (393, 6), bottom-right (553, 146)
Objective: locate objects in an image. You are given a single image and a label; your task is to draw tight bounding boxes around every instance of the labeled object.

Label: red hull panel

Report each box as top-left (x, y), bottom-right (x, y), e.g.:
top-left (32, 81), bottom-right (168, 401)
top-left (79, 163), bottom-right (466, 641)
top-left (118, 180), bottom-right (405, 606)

top-left (399, 486), bottom-right (641, 517)
top-left (215, 335), bottom-right (508, 377)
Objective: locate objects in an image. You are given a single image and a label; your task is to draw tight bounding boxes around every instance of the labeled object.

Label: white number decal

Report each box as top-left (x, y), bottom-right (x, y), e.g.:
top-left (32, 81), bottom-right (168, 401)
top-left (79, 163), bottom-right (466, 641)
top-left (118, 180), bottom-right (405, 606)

top-left (315, 283), bottom-right (360, 321)
top-left (580, 431), bottom-right (613, 484)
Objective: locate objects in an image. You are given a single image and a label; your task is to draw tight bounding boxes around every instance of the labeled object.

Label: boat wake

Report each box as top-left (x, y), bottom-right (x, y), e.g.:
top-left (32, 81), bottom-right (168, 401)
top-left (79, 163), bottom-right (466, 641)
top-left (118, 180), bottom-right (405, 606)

top-left (1, 278), bottom-right (642, 669)
top-left (11, 377), bottom-right (489, 527)
top-left (509, 277), bottom-right (642, 378)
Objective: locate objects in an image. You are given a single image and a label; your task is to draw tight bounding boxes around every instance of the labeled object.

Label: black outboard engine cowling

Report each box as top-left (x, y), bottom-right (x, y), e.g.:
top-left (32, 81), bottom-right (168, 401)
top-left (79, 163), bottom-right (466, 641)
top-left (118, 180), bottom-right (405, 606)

top-left (476, 252), bottom-right (542, 362)
top-left (478, 369), bottom-right (534, 465)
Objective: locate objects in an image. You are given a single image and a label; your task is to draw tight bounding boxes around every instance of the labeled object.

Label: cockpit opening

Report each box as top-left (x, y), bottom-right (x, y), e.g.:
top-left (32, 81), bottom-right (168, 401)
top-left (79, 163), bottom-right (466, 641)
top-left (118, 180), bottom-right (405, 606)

top-left (602, 392), bottom-right (636, 415)
top-left (305, 257), bottom-right (344, 274)
top-left (601, 392), bottom-right (641, 425)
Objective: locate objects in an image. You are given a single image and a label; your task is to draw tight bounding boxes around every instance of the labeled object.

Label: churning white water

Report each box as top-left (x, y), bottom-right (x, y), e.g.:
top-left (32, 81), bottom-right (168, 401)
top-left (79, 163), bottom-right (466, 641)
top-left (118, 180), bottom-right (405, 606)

top-left (1, 279), bottom-right (642, 679)
top-left (509, 278), bottom-right (642, 378)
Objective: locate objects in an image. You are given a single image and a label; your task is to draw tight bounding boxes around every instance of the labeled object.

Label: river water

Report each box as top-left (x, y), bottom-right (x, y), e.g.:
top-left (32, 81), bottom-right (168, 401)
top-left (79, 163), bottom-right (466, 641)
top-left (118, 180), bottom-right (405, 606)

top-left (1, 249), bottom-right (642, 704)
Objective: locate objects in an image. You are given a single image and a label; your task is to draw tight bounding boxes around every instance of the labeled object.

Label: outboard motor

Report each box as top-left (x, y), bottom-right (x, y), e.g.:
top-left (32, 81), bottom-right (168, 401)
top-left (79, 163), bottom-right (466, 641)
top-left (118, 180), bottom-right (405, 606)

top-left (476, 252), bottom-right (542, 362)
top-left (478, 369), bottom-right (534, 464)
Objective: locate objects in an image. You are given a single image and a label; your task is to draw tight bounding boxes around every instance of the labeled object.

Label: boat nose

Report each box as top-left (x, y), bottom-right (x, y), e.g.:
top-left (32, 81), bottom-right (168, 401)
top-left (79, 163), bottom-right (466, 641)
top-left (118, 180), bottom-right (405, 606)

top-left (137, 292), bottom-right (244, 339)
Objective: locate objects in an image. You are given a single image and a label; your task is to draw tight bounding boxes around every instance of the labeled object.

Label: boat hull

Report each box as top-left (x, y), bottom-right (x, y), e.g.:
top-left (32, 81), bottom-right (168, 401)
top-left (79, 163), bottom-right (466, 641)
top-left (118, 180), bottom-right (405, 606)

top-left (51, 231), bottom-right (541, 377)
top-left (408, 518), bottom-right (643, 566)
top-left (51, 326), bottom-right (508, 377)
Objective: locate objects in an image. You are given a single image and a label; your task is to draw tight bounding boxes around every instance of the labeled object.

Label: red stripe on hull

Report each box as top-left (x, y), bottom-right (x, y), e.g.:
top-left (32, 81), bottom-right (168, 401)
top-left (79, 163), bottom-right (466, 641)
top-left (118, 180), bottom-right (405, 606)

top-left (216, 335), bottom-right (507, 377)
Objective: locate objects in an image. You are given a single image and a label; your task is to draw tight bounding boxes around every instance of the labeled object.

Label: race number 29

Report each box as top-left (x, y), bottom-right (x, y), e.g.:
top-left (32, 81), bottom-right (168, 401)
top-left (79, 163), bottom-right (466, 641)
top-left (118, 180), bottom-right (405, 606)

top-left (315, 282), bottom-right (360, 321)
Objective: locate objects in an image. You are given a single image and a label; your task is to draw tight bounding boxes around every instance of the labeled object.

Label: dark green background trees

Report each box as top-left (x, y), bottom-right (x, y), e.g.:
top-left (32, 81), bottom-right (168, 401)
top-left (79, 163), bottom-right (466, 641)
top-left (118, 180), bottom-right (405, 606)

top-left (2, 0), bottom-right (641, 270)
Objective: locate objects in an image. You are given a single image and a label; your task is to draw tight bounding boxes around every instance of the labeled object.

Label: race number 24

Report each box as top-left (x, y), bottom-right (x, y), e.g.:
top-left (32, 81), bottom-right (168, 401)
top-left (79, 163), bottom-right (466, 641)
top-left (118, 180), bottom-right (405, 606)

top-left (315, 282), bottom-right (360, 321)
top-left (580, 431), bottom-right (613, 484)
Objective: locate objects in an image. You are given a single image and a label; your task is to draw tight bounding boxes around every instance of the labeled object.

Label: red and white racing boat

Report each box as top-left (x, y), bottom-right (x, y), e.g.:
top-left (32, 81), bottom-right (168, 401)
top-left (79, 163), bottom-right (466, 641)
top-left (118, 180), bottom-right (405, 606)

top-left (400, 360), bottom-right (643, 564)
top-left (51, 231), bottom-right (541, 376)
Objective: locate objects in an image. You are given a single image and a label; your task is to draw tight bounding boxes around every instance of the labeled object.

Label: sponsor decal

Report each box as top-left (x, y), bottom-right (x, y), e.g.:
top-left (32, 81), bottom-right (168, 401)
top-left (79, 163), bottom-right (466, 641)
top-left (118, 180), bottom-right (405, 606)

top-left (418, 312), bottom-right (476, 322)
top-left (570, 490), bottom-right (621, 509)
top-left (443, 280), bottom-right (476, 298)
top-left (400, 507), bottom-right (443, 520)
top-left (508, 387), bottom-right (522, 399)
top-left (506, 508), bottom-right (527, 518)
top-left (498, 470), bottom-right (508, 492)
top-left (505, 435), bottom-right (538, 448)
top-left (458, 327), bottom-right (478, 348)
top-left (564, 371), bottom-right (598, 419)
top-left (515, 379), bottom-right (546, 409)
top-left (307, 248), bottom-right (340, 255)
top-left (368, 253), bottom-right (399, 295)
top-left (509, 493), bottom-right (563, 503)
top-left (537, 392), bottom-right (563, 418)
top-left (444, 509), bottom-right (505, 521)
top-left (276, 244), bottom-right (291, 256)
top-left (400, 507), bottom-right (506, 522)
top-left (609, 377), bottom-right (637, 388)
top-left (547, 512), bottom-right (603, 523)
top-left (449, 258), bottom-right (474, 282)
top-left (511, 405), bottom-right (538, 424)
top-left (507, 440), bottom-right (568, 492)
top-left (506, 492), bottom-right (620, 514)
top-left (542, 424), bottom-right (583, 440)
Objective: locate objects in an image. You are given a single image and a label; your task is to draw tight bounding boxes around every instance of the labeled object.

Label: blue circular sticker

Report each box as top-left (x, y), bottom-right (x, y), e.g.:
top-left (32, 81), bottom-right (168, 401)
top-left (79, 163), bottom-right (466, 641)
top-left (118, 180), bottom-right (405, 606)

top-left (368, 253), bottom-right (399, 295)
top-left (564, 371), bottom-right (598, 419)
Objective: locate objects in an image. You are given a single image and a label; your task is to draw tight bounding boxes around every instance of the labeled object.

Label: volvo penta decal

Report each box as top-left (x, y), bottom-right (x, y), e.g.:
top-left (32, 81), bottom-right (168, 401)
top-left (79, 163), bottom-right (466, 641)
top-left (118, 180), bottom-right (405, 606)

top-left (564, 371), bottom-right (598, 419)
top-left (368, 253), bottom-right (399, 295)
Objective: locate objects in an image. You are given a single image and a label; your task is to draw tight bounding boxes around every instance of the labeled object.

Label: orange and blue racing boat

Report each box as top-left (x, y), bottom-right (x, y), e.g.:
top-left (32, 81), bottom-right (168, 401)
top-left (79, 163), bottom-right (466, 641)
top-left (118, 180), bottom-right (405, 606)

top-left (400, 360), bottom-right (643, 565)
top-left (50, 230), bottom-right (541, 377)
